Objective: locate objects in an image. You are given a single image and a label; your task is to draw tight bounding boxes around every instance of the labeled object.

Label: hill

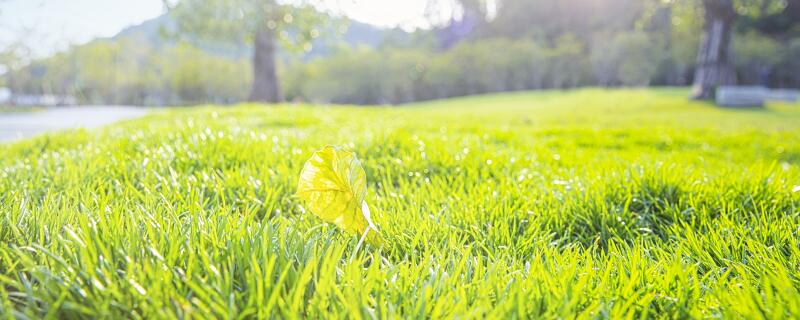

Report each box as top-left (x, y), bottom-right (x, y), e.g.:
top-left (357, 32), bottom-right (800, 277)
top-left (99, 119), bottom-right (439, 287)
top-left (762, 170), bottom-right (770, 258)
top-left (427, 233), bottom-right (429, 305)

top-left (110, 12), bottom-right (412, 60)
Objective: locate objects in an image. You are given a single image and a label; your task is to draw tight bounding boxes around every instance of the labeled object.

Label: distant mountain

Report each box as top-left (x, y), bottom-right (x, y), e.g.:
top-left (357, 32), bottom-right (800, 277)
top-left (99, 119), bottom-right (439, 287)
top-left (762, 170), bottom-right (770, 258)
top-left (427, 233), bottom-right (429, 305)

top-left (109, 13), bottom-right (411, 61)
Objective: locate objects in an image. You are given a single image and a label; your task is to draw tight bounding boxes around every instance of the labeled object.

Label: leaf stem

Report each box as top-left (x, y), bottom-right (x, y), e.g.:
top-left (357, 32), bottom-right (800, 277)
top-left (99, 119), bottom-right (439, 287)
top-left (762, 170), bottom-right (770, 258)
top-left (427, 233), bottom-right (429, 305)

top-left (350, 226), bottom-right (371, 262)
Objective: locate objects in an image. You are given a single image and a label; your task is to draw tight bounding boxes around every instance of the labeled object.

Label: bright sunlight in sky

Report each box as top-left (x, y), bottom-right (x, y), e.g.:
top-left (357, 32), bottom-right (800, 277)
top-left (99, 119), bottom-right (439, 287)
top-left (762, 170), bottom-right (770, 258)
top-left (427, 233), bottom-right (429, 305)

top-left (0, 0), bottom-right (451, 56)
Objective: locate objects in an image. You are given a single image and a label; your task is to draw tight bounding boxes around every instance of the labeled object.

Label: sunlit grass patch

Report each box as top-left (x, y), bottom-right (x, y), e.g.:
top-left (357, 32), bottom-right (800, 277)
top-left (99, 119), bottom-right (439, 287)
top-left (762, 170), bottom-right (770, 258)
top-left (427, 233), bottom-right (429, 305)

top-left (1, 89), bottom-right (799, 318)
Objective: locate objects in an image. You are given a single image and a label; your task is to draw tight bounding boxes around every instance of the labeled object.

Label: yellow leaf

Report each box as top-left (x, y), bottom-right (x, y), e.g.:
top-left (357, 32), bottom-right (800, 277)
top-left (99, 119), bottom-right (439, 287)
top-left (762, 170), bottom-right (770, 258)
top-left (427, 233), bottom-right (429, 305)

top-left (296, 146), bottom-right (382, 246)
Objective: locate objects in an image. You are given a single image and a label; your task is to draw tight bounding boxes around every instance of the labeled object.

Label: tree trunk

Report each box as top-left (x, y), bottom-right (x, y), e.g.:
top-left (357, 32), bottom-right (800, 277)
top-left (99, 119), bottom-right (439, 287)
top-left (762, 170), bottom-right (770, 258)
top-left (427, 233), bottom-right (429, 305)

top-left (249, 27), bottom-right (282, 103)
top-left (690, 0), bottom-right (737, 100)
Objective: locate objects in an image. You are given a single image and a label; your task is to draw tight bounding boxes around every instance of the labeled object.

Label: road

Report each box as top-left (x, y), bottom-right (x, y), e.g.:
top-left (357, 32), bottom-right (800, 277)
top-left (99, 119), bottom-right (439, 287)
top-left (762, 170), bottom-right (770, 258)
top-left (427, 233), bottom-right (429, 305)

top-left (0, 106), bottom-right (148, 143)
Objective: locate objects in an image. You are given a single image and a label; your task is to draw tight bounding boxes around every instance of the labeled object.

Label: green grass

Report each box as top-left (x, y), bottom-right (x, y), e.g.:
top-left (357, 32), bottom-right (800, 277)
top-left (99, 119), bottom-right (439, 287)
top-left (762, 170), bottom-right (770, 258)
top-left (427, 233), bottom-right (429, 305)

top-left (1, 88), bottom-right (799, 319)
top-left (0, 106), bottom-right (41, 113)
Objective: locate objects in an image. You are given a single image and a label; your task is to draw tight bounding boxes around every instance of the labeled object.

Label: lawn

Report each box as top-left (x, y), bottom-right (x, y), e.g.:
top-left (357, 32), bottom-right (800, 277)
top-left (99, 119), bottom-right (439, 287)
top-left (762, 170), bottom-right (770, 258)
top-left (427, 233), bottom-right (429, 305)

top-left (1, 89), bottom-right (799, 319)
top-left (0, 106), bottom-right (41, 113)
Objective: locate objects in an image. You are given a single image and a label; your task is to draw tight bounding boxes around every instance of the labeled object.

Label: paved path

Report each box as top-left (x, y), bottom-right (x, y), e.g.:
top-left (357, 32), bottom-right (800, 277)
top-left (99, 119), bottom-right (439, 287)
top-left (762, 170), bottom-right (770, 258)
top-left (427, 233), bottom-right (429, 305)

top-left (0, 106), bottom-right (148, 143)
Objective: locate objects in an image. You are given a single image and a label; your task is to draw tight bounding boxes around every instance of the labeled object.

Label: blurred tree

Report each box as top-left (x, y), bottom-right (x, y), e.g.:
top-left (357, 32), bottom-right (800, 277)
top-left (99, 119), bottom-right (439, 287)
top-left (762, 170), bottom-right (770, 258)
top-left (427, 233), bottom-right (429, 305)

top-left (168, 43), bottom-right (250, 104)
top-left (690, 0), bottom-right (788, 99)
top-left (590, 34), bottom-right (622, 86)
top-left (164, 0), bottom-right (325, 103)
top-left (774, 39), bottom-right (800, 88)
top-left (550, 34), bottom-right (585, 88)
top-left (0, 42), bottom-right (29, 87)
top-left (690, 0), bottom-right (738, 99)
top-left (734, 31), bottom-right (783, 85)
top-left (438, 0), bottom-right (491, 48)
top-left (8, 0), bottom-right (796, 106)
top-left (8, 38), bottom-right (249, 105)
top-left (668, 2), bottom-right (704, 85)
top-left (737, 0), bottom-right (799, 37)
top-left (614, 33), bottom-right (662, 86)
top-left (489, 0), bottom-right (643, 42)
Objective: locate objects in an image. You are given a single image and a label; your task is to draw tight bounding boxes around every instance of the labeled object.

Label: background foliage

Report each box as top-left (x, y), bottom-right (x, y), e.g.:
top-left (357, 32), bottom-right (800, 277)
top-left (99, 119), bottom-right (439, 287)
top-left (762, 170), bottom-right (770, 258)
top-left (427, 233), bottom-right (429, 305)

top-left (2, 0), bottom-right (799, 105)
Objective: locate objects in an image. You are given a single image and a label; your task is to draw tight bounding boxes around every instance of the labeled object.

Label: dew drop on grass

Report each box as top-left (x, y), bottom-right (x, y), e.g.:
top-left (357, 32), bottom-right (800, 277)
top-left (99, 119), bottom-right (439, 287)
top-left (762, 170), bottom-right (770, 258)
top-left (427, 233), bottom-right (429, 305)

top-left (92, 278), bottom-right (106, 291)
top-left (128, 279), bottom-right (147, 296)
top-left (149, 247), bottom-right (165, 262)
top-left (209, 264), bottom-right (220, 276)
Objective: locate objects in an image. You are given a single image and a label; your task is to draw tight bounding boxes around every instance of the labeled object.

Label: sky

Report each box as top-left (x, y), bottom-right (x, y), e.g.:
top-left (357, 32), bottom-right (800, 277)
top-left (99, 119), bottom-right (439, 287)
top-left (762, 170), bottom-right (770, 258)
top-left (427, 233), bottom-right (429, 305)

top-left (0, 0), bottom-right (450, 57)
